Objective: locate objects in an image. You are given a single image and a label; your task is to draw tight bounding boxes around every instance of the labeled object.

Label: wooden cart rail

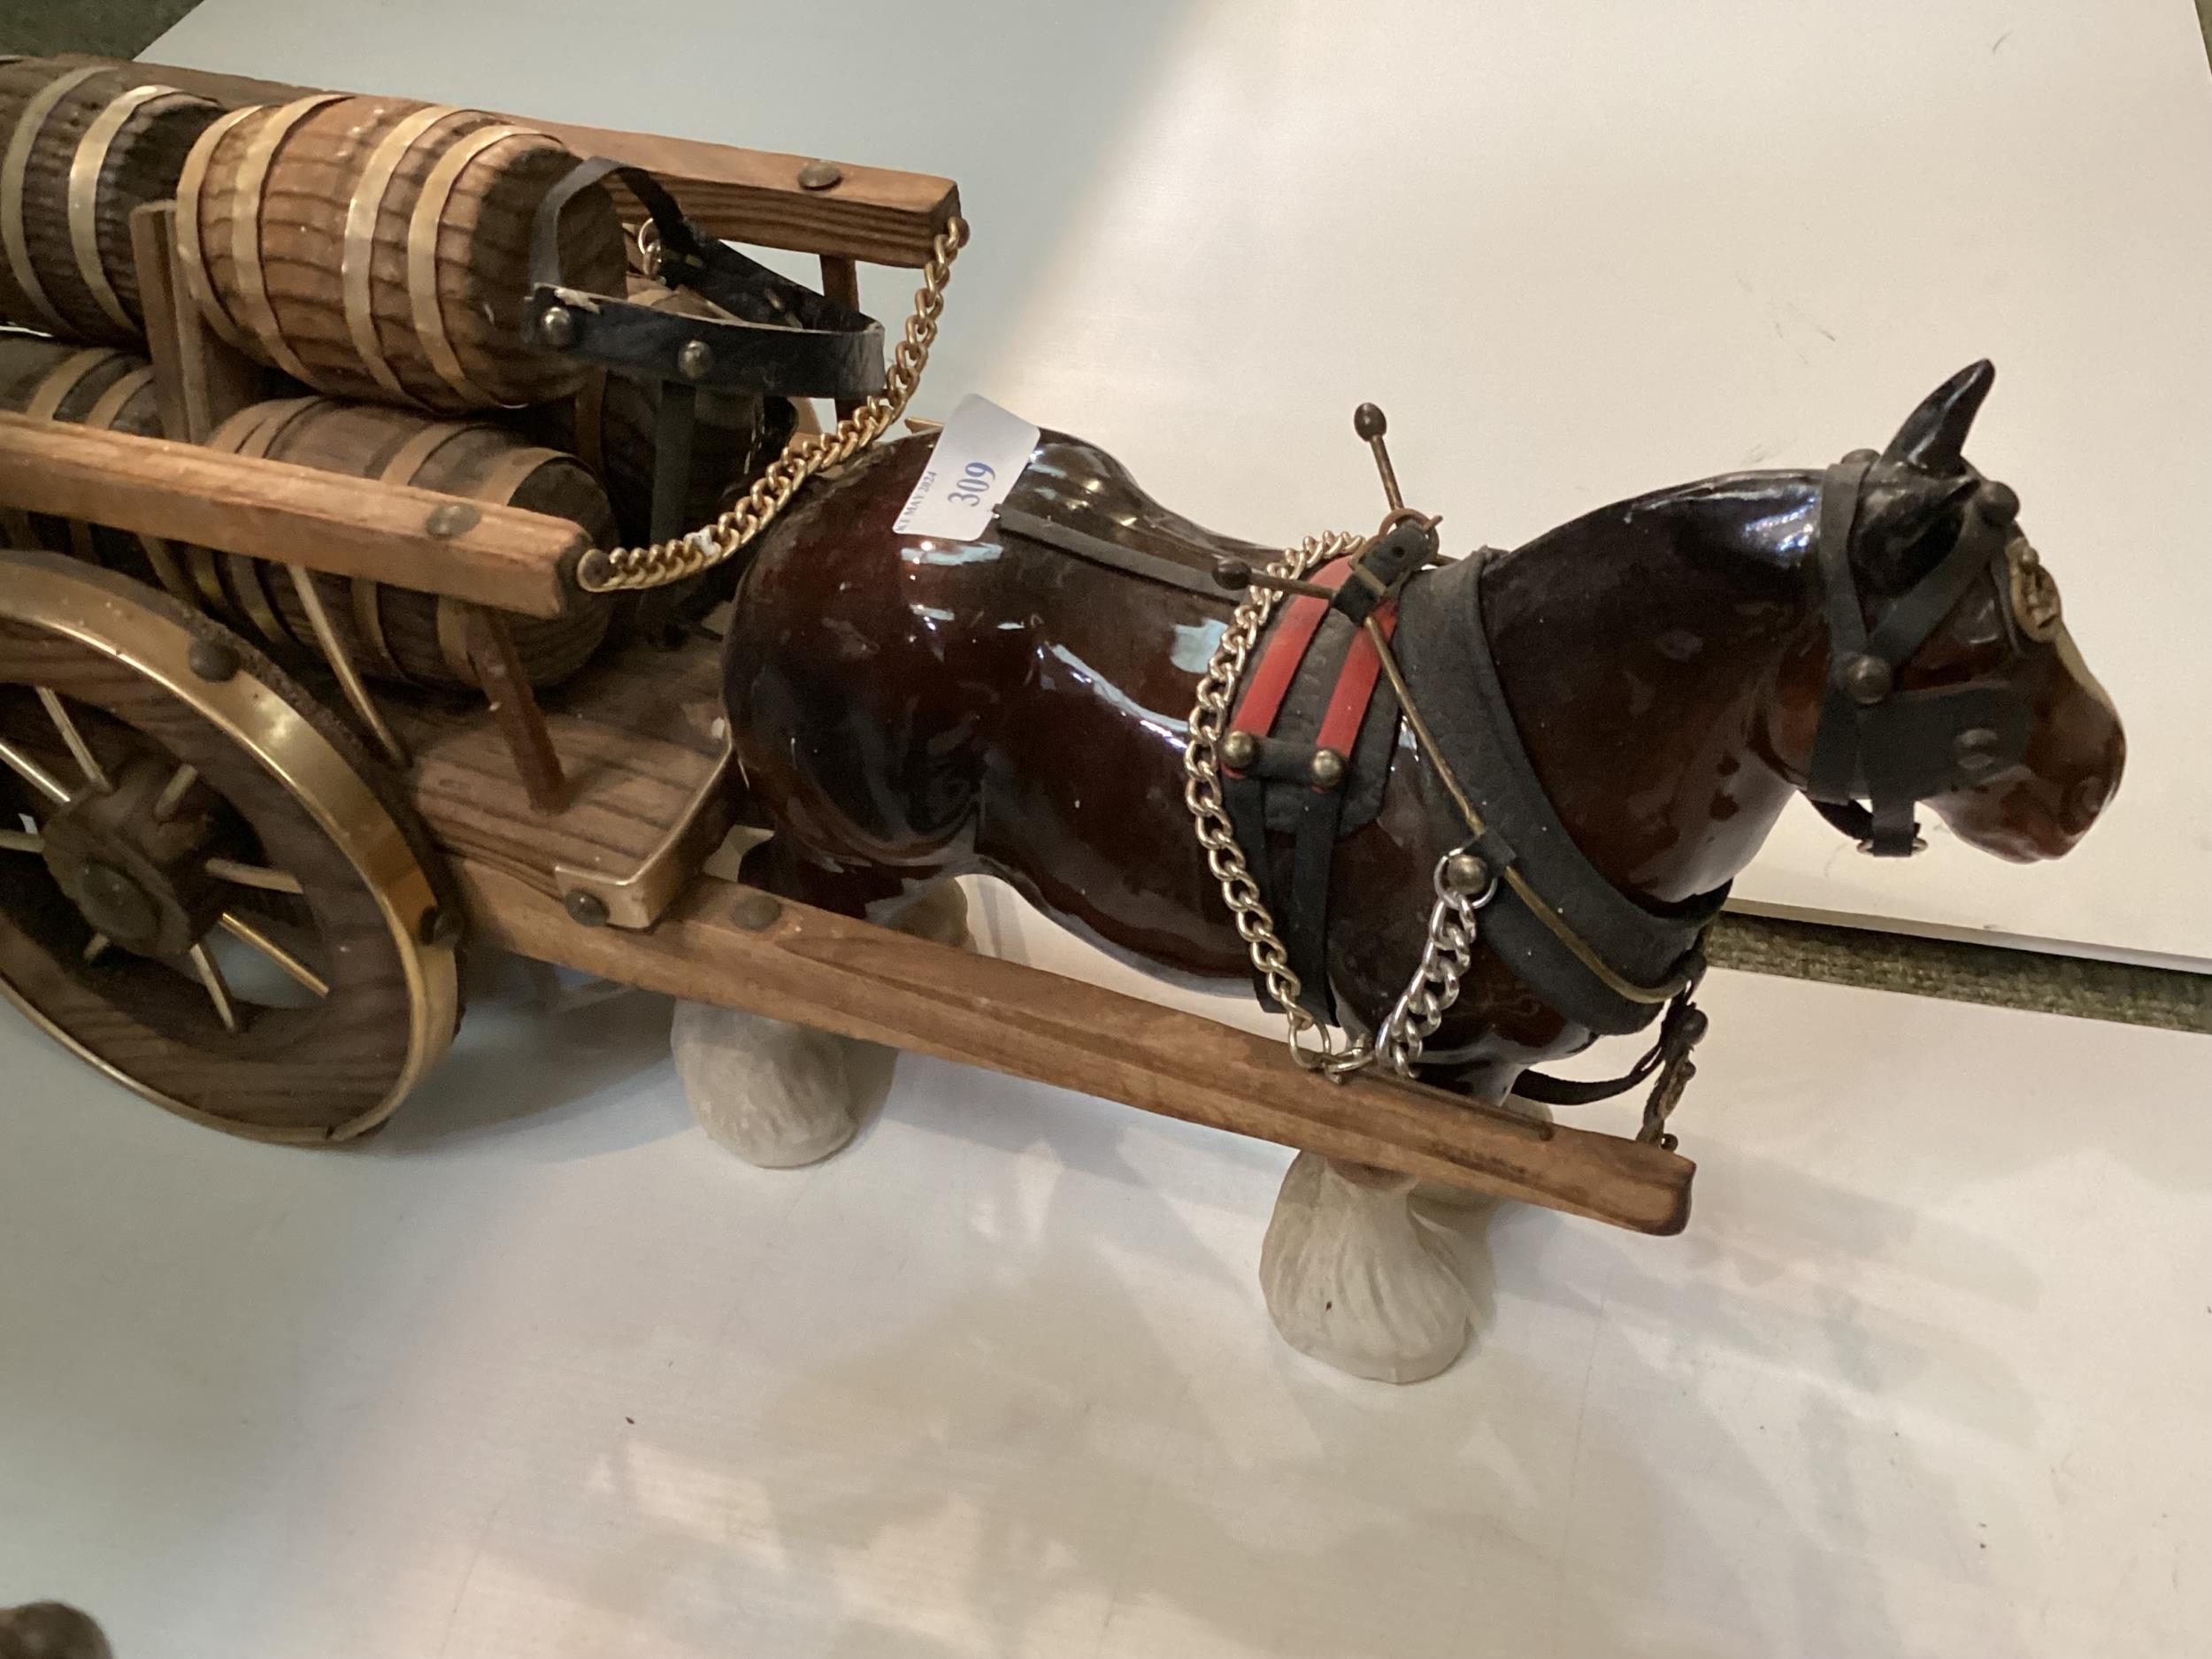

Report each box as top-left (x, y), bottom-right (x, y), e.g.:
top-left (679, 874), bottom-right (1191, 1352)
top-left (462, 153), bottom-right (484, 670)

top-left (65, 56), bottom-right (963, 268)
top-left (459, 858), bottom-right (1696, 1233)
top-left (0, 412), bottom-right (583, 618)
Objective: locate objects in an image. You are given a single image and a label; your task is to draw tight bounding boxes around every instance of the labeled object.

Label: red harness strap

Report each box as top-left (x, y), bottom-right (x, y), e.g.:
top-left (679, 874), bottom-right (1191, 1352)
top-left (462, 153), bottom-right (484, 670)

top-left (1226, 557), bottom-right (1397, 772)
top-left (1226, 561), bottom-right (1351, 750)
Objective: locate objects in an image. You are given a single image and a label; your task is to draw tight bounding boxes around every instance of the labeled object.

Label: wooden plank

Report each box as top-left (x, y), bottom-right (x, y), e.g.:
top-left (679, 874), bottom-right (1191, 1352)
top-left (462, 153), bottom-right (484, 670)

top-left (395, 703), bottom-right (718, 895)
top-left (534, 123), bottom-right (960, 267)
top-left (97, 57), bottom-right (960, 266)
top-left (0, 414), bottom-right (583, 618)
top-left (453, 859), bottom-right (1697, 1234)
top-left (126, 203), bottom-right (192, 442)
top-left (127, 202), bottom-right (261, 443)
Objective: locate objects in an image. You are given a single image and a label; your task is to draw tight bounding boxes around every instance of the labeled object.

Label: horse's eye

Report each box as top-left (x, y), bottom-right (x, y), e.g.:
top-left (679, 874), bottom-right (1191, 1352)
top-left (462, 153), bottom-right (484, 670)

top-left (2008, 541), bottom-right (2064, 643)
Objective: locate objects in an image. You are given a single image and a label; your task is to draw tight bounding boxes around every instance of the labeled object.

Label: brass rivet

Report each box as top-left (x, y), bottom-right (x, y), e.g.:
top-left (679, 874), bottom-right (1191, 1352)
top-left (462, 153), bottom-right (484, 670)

top-left (563, 889), bottom-right (610, 927)
top-left (677, 339), bottom-right (713, 382)
top-left (1839, 653), bottom-right (1893, 705)
top-left (1978, 481), bottom-right (2021, 526)
top-left (537, 303), bottom-right (577, 349)
top-left (1443, 851), bottom-right (1491, 895)
top-left (426, 503), bottom-right (480, 539)
top-left (1309, 748), bottom-right (1348, 790)
top-left (729, 889), bottom-right (781, 930)
top-left (797, 160), bottom-right (843, 191)
top-left (1220, 730), bottom-right (1257, 771)
top-left (187, 637), bottom-right (240, 682)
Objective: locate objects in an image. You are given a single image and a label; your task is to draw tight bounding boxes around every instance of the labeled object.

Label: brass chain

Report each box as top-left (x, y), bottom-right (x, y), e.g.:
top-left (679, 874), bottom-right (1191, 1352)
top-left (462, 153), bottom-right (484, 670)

top-left (577, 216), bottom-right (971, 593)
top-left (1182, 528), bottom-right (1368, 1070)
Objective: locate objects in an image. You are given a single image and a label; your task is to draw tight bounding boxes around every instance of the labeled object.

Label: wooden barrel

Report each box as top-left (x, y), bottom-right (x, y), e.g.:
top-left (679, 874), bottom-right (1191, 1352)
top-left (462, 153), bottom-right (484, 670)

top-left (517, 280), bottom-right (795, 543)
top-left (175, 95), bottom-right (626, 413)
top-left (0, 60), bottom-right (225, 345)
top-left (188, 397), bottom-right (615, 690)
top-left (0, 331), bottom-right (189, 592)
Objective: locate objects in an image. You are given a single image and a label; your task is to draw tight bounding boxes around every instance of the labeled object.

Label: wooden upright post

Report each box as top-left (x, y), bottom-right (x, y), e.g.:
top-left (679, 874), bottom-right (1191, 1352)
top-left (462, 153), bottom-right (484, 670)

top-left (128, 202), bottom-right (261, 444)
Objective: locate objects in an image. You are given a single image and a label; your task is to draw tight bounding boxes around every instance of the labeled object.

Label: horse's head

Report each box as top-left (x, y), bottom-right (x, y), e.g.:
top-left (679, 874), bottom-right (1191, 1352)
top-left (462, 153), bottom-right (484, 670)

top-left (1772, 362), bottom-right (2124, 862)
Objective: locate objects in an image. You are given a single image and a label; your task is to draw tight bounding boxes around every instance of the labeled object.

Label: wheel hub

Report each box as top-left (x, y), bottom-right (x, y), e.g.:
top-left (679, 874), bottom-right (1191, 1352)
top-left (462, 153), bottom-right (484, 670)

top-left (38, 754), bottom-right (234, 958)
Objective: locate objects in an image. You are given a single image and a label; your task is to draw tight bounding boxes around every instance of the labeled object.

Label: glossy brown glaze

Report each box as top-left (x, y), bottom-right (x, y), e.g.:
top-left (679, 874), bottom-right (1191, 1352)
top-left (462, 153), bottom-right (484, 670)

top-left (723, 375), bottom-right (2124, 1099)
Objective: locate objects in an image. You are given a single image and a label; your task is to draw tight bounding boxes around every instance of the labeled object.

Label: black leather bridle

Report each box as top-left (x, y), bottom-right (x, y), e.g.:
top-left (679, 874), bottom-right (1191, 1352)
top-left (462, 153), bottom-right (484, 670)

top-left (1805, 451), bottom-right (2060, 857)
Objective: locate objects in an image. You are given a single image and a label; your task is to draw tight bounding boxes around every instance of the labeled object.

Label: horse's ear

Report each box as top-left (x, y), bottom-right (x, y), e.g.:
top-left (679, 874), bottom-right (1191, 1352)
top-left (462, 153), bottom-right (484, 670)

top-left (1883, 360), bottom-right (1995, 476)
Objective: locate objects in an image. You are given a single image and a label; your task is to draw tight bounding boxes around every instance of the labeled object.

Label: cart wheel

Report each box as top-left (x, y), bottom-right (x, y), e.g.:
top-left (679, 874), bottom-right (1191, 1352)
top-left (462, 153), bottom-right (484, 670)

top-left (0, 551), bottom-right (459, 1141)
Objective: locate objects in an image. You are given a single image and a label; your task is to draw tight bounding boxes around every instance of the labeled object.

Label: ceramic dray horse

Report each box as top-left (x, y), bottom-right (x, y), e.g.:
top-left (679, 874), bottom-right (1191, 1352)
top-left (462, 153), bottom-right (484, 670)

top-left (690, 361), bottom-right (2123, 1380)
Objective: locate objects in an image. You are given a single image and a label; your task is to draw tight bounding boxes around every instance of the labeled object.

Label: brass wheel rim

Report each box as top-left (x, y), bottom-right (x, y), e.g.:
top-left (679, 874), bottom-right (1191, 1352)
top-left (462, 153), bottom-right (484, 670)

top-left (0, 551), bottom-right (458, 1141)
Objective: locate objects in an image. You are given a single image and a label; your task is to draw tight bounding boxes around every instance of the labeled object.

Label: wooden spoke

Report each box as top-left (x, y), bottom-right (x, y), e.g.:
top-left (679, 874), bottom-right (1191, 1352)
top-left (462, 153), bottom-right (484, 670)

top-left (35, 686), bottom-right (110, 793)
top-left (81, 933), bottom-right (109, 964)
top-left (150, 762), bottom-right (199, 822)
top-left (217, 910), bottom-right (329, 999)
top-left (0, 826), bottom-right (40, 853)
top-left (204, 856), bottom-right (303, 895)
top-left (186, 941), bottom-right (239, 1033)
top-left (0, 733), bottom-right (70, 803)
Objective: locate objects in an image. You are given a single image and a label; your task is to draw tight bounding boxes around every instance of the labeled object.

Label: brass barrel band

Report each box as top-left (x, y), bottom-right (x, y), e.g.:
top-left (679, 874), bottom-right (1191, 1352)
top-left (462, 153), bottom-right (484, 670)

top-left (173, 104), bottom-right (257, 350)
top-left (192, 397), bottom-right (309, 616)
top-left (407, 123), bottom-right (544, 406)
top-left (221, 396), bottom-right (326, 647)
top-left (433, 442), bottom-right (557, 684)
top-left (91, 363), bottom-right (196, 599)
top-left (13, 348), bottom-right (119, 550)
top-left (2, 65), bottom-right (110, 333)
top-left (228, 95), bottom-right (346, 384)
top-left (68, 84), bottom-right (192, 332)
top-left (362, 419), bottom-right (475, 681)
top-left (70, 364), bottom-right (157, 568)
top-left (343, 104), bottom-right (466, 404)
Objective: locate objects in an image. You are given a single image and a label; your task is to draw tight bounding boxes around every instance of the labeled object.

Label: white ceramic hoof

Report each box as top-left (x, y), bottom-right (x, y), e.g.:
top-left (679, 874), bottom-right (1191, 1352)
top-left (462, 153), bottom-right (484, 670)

top-left (1259, 1152), bottom-right (1474, 1384)
top-left (671, 884), bottom-right (971, 1168)
top-left (671, 1002), bottom-right (890, 1168)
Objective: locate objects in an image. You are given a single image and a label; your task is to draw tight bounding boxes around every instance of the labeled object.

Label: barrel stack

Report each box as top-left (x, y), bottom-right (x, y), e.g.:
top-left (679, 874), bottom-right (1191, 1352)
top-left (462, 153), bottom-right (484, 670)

top-left (0, 59), bottom-right (792, 695)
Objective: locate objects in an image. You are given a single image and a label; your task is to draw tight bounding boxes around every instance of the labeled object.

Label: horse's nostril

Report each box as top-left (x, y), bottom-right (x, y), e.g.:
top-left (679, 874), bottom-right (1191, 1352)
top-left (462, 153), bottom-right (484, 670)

top-left (2069, 774), bottom-right (2108, 831)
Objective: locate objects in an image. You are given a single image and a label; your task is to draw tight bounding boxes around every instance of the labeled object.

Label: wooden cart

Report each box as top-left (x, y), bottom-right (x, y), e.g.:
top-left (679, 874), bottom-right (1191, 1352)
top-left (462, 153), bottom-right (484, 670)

top-left (0, 65), bottom-right (1694, 1238)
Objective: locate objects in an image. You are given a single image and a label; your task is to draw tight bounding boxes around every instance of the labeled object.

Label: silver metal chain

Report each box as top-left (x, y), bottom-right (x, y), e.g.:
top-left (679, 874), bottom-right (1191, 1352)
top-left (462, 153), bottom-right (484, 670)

top-left (1182, 529), bottom-right (1364, 1070)
top-left (1183, 529), bottom-right (1500, 1082)
top-left (1373, 850), bottom-right (1496, 1076)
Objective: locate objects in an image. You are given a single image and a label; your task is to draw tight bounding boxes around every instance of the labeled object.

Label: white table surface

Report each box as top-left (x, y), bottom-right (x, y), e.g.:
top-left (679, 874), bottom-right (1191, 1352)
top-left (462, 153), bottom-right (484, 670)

top-left (4, 952), bottom-right (2209, 1659)
top-left (147, 0), bottom-right (2212, 967)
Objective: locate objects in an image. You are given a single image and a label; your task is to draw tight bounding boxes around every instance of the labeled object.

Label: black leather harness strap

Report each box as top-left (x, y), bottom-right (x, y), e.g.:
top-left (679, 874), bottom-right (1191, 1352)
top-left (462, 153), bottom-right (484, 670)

top-left (1806, 458), bottom-right (2036, 857)
top-left (524, 157), bottom-right (886, 400)
top-left (995, 509), bottom-right (1231, 598)
top-left (1221, 555), bottom-right (1406, 1024)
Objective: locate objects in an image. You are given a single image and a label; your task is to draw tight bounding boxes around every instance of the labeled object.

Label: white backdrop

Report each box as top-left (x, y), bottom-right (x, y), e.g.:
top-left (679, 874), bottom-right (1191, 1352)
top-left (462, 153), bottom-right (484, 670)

top-left (150, 0), bottom-right (2212, 966)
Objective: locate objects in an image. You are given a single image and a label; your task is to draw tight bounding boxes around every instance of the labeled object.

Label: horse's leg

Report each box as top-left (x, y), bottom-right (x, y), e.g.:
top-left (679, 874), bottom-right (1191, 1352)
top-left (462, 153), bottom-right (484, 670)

top-left (1259, 1074), bottom-right (1548, 1384)
top-left (671, 857), bottom-right (972, 1167)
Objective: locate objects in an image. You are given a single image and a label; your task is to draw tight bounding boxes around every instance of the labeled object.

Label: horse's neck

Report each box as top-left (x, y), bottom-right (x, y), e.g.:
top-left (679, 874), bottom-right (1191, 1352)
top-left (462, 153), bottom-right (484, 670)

top-left (1479, 470), bottom-right (1822, 903)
